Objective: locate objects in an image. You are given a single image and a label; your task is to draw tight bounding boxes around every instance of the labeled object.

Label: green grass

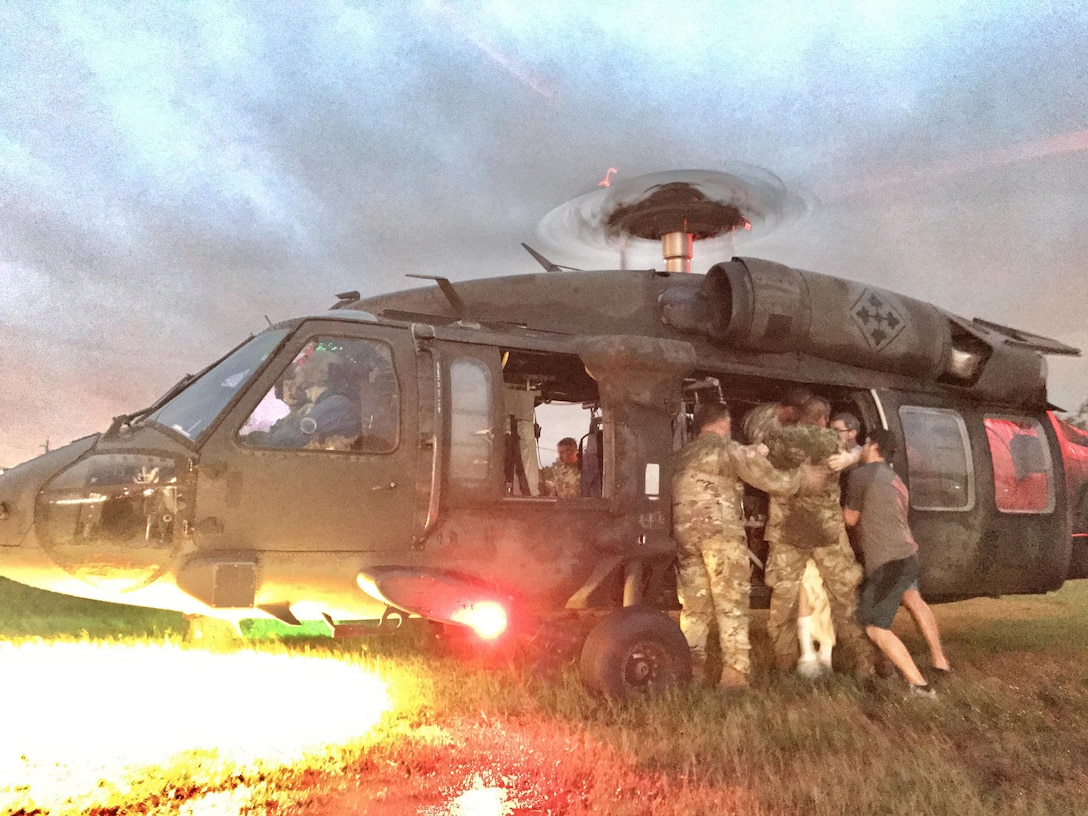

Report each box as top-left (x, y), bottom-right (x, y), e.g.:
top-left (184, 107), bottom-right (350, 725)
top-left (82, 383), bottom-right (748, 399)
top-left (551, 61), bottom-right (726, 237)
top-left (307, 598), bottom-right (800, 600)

top-left (3, 578), bottom-right (1088, 815)
top-left (0, 576), bottom-right (186, 638)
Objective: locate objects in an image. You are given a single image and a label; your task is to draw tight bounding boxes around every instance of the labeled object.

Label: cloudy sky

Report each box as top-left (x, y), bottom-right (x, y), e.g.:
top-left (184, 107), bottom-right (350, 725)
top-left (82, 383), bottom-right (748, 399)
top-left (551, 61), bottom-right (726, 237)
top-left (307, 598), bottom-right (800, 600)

top-left (2, 0), bottom-right (1086, 467)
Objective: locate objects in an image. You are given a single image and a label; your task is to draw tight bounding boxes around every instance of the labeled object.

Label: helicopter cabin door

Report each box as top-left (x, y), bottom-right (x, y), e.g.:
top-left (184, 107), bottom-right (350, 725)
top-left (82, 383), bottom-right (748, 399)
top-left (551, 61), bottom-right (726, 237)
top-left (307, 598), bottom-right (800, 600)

top-left (881, 391), bottom-right (1068, 598)
top-left (192, 320), bottom-right (421, 555)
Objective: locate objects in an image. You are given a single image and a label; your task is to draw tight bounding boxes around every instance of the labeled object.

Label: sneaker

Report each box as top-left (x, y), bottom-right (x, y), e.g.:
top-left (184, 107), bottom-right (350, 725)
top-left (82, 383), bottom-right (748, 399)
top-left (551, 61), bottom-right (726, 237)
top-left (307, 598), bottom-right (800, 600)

top-left (907, 683), bottom-right (937, 700)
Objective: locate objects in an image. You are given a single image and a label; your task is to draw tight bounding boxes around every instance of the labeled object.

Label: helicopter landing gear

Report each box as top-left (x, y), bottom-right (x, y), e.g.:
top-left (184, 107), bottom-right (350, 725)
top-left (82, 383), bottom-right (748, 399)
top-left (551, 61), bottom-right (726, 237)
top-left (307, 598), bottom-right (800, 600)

top-left (578, 607), bottom-right (691, 698)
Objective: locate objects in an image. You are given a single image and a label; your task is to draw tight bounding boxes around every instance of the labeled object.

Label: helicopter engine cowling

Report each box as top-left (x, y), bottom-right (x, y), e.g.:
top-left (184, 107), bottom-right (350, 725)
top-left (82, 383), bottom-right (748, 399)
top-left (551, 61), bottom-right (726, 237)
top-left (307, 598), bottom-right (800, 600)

top-left (706, 257), bottom-right (951, 378)
top-left (659, 257), bottom-right (1048, 403)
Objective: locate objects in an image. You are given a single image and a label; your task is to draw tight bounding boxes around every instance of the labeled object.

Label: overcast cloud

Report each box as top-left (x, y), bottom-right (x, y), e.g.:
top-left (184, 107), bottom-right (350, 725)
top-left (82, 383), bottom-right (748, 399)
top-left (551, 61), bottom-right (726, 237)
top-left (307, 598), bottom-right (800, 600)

top-left (2, 0), bottom-right (1087, 466)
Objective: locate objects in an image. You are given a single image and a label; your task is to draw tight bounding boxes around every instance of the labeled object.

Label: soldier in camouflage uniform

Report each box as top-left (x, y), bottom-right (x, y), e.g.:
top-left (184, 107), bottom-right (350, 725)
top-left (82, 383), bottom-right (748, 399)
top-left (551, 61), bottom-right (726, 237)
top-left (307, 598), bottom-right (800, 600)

top-left (745, 388), bottom-right (833, 675)
top-left (542, 437), bottom-right (581, 498)
top-left (763, 397), bottom-right (873, 677)
top-left (671, 401), bottom-right (800, 691)
top-left (741, 387), bottom-right (812, 448)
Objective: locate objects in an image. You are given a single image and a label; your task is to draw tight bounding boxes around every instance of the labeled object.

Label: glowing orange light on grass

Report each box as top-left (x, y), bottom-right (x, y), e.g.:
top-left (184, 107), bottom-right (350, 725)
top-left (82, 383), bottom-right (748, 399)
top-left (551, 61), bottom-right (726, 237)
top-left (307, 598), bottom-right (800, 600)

top-left (451, 601), bottom-right (508, 640)
top-left (0, 640), bottom-right (392, 814)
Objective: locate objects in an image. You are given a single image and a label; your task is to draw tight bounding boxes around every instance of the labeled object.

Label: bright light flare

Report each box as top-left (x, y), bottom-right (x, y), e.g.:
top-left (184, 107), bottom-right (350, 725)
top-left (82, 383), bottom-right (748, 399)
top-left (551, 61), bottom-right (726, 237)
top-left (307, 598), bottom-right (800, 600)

top-left (0, 640), bottom-right (392, 814)
top-left (451, 601), bottom-right (508, 640)
top-left (422, 776), bottom-right (521, 816)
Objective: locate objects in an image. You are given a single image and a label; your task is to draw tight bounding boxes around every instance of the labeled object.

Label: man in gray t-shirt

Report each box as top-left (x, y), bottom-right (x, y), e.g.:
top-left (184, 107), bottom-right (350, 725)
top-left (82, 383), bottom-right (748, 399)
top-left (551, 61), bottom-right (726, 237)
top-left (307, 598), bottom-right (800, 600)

top-left (843, 429), bottom-right (938, 697)
top-left (843, 449), bottom-right (917, 575)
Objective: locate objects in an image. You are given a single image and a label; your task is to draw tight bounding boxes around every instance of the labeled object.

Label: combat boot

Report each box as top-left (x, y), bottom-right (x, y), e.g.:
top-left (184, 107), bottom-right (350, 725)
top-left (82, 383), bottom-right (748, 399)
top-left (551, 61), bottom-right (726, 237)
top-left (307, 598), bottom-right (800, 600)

top-left (718, 666), bottom-right (749, 694)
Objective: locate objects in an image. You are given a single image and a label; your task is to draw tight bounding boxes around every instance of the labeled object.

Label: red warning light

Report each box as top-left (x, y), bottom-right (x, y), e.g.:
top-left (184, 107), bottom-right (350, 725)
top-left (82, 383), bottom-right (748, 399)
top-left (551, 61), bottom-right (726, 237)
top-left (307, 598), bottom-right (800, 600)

top-left (451, 601), bottom-right (508, 640)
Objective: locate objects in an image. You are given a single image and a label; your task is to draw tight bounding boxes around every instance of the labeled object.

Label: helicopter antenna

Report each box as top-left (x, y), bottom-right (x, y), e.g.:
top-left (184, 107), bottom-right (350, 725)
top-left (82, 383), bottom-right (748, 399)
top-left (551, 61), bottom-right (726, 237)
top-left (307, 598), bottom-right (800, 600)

top-left (406, 274), bottom-right (479, 326)
top-left (331, 291), bottom-right (361, 310)
top-left (521, 243), bottom-right (561, 272)
top-left (520, 243), bottom-right (581, 273)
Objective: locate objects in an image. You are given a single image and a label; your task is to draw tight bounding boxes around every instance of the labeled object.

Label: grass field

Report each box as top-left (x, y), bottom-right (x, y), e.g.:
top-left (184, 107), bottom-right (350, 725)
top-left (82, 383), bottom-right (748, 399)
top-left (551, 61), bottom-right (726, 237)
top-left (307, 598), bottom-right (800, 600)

top-left (2, 577), bottom-right (1088, 815)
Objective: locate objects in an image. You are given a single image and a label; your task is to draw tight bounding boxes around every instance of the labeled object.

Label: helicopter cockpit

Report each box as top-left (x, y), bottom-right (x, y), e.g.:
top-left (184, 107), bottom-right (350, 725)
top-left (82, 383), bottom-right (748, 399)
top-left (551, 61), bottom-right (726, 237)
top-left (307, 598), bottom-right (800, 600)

top-left (238, 337), bottom-right (399, 454)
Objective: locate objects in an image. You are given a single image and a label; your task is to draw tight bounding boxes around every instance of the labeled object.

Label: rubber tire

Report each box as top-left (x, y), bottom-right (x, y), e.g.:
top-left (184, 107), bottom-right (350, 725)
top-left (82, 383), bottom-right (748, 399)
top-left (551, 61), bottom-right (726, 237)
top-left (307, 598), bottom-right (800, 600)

top-left (579, 607), bottom-right (692, 698)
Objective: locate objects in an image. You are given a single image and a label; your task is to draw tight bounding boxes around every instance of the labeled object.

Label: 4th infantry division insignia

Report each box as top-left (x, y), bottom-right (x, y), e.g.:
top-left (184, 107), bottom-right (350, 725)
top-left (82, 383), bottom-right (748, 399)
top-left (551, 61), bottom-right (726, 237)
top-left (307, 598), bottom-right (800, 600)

top-left (851, 290), bottom-right (906, 351)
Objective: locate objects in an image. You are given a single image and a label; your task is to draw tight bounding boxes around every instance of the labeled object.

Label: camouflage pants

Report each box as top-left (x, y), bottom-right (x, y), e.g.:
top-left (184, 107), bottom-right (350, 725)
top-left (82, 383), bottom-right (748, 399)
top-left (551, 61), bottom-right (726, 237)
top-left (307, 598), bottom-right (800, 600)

top-left (675, 532), bottom-right (751, 675)
top-left (765, 530), bottom-right (872, 673)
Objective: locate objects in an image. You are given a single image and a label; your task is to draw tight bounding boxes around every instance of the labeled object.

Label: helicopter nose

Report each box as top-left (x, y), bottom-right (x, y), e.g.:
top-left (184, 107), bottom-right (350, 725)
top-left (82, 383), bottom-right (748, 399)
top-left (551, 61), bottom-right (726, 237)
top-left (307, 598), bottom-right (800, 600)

top-left (0, 493), bottom-right (16, 547)
top-left (0, 437), bottom-right (98, 569)
top-left (0, 460), bottom-right (46, 550)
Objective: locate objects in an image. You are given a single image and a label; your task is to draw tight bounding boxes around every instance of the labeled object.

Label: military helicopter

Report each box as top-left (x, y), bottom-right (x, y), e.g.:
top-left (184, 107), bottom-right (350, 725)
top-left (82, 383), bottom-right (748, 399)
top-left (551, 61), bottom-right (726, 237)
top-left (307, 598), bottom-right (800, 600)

top-left (0, 170), bottom-right (1084, 698)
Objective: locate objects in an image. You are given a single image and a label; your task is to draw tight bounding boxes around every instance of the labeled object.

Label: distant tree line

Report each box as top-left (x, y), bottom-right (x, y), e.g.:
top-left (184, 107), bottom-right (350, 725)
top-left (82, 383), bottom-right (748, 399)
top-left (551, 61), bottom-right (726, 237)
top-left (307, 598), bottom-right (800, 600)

top-left (1067, 398), bottom-right (1088, 430)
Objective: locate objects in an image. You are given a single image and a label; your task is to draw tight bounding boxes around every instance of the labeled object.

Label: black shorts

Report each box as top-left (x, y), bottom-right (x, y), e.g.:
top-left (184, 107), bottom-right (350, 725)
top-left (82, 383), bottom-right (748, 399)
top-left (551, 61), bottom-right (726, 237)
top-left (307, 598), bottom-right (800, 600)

top-left (857, 555), bottom-right (919, 630)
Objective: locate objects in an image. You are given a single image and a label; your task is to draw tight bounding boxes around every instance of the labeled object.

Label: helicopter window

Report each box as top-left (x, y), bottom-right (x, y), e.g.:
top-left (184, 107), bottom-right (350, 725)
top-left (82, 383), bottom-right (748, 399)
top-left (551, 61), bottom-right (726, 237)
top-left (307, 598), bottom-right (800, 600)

top-left (146, 329), bottom-right (289, 441)
top-left (450, 358), bottom-right (492, 488)
top-left (500, 349), bottom-right (602, 498)
top-left (37, 454), bottom-right (181, 552)
top-left (534, 401), bottom-right (601, 498)
top-left (898, 406), bottom-right (975, 512)
top-left (238, 337), bottom-right (399, 453)
top-left (984, 416), bottom-right (1055, 514)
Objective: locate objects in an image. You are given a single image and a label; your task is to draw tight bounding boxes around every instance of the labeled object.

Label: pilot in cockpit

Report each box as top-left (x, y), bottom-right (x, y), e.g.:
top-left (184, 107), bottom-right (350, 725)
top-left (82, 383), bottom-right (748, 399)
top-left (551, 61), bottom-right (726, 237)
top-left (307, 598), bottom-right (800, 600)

top-left (249, 349), bottom-right (362, 450)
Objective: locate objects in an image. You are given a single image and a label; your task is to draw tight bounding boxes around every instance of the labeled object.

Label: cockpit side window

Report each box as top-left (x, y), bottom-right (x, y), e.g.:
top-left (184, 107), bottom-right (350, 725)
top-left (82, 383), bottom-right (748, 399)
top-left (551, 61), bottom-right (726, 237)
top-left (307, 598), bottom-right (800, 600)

top-left (238, 337), bottom-right (399, 453)
top-left (899, 406), bottom-right (975, 511)
top-left (984, 415), bottom-right (1055, 514)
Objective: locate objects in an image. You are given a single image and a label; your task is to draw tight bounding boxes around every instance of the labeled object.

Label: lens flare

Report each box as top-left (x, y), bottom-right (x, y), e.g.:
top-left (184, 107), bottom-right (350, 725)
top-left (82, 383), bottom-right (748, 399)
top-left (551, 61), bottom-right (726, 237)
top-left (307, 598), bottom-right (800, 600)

top-left (423, 777), bottom-right (520, 816)
top-left (0, 640), bottom-right (392, 814)
top-left (450, 601), bottom-right (508, 640)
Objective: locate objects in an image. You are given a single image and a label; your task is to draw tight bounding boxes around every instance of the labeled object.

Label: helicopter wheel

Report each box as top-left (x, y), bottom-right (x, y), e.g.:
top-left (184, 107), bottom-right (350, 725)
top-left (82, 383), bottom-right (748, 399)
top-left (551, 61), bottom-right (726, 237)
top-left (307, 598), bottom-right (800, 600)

top-left (579, 607), bottom-right (691, 698)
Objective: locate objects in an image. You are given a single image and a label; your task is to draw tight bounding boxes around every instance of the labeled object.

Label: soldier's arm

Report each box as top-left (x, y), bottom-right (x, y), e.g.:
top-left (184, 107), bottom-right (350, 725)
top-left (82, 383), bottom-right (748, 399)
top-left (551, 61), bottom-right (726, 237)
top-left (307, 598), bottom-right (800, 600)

top-left (828, 447), bottom-right (862, 472)
top-left (729, 444), bottom-right (800, 496)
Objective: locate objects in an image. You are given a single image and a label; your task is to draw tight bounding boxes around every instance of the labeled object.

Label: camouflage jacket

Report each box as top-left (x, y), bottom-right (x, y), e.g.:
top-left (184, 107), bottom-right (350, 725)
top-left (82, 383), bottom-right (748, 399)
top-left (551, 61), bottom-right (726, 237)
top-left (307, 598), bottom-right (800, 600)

top-left (545, 459), bottom-right (581, 498)
top-left (671, 433), bottom-right (799, 542)
top-left (742, 402), bottom-right (781, 445)
top-left (765, 423), bottom-right (844, 549)
top-left (766, 424), bottom-right (840, 472)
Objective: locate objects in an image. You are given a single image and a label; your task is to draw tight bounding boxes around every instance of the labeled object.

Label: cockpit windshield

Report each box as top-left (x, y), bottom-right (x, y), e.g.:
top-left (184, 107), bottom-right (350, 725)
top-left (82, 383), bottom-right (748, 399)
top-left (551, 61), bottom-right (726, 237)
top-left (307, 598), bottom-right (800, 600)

top-left (144, 329), bottom-right (289, 441)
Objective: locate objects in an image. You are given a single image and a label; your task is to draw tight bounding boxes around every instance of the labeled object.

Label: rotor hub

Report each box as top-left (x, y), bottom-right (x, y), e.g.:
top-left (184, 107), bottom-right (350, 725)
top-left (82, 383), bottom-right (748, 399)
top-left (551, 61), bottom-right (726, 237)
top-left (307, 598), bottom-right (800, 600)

top-left (538, 168), bottom-right (805, 273)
